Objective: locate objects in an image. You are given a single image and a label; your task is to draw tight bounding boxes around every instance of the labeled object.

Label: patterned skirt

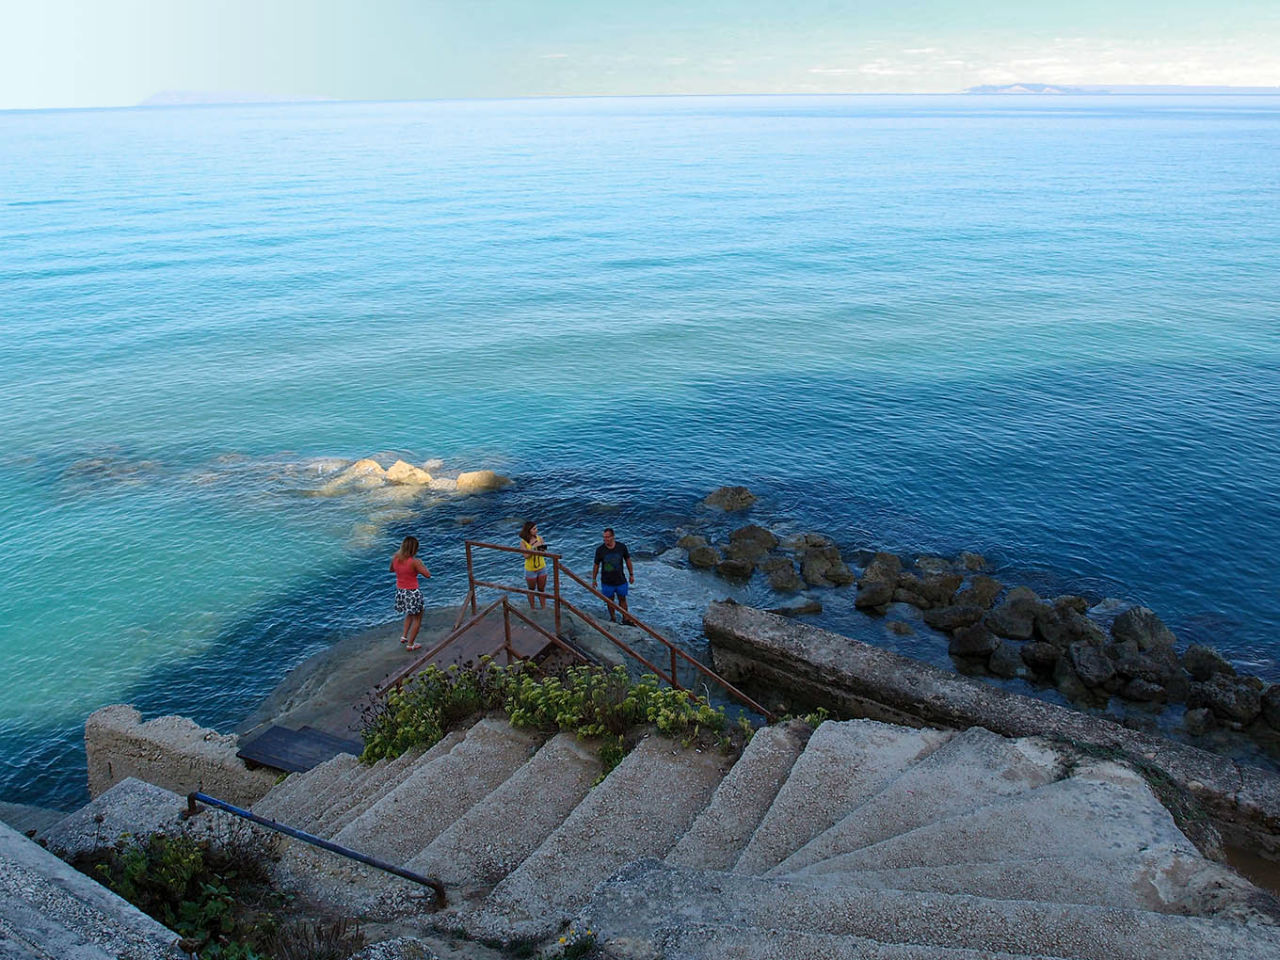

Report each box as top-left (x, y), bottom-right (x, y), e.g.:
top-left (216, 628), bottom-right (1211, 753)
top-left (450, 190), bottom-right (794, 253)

top-left (394, 587), bottom-right (424, 616)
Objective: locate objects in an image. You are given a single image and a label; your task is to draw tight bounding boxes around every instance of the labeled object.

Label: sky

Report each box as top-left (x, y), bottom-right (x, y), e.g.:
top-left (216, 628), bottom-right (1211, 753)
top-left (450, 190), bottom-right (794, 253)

top-left (2, 0), bottom-right (1279, 110)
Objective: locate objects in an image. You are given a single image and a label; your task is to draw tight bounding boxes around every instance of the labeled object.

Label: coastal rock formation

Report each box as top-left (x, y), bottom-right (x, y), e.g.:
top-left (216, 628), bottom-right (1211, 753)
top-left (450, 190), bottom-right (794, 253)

top-left (688, 545), bottom-right (721, 569)
top-left (703, 485), bottom-right (757, 511)
top-left (855, 553), bottom-right (901, 609)
top-left (319, 457), bottom-right (387, 494)
top-left (385, 459), bottom-right (433, 485)
top-left (455, 469), bottom-right (512, 494)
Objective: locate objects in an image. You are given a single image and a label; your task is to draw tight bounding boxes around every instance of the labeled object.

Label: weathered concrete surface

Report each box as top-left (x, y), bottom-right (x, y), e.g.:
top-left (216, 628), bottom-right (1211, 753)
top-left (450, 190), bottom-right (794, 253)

top-left (577, 859), bottom-right (1280, 960)
top-left (465, 735), bottom-right (729, 944)
top-left (773, 727), bottom-right (1063, 875)
top-left (706, 601), bottom-right (1280, 856)
top-left (666, 721), bottom-right (809, 871)
top-left (733, 719), bottom-right (952, 875)
top-left (0, 801), bottom-right (65, 837)
top-left (85, 704), bottom-right (277, 806)
top-left (0, 819), bottom-right (183, 959)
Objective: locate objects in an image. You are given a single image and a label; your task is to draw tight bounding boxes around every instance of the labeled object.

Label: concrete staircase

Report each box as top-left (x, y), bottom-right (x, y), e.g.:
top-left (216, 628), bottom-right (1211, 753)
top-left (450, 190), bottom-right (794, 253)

top-left (71, 713), bottom-right (1280, 958)
top-left (0, 820), bottom-right (182, 959)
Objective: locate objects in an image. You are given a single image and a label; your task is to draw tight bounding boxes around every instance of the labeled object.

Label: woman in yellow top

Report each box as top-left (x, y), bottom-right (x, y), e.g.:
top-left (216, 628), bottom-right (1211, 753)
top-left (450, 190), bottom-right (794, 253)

top-left (519, 520), bottom-right (548, 609)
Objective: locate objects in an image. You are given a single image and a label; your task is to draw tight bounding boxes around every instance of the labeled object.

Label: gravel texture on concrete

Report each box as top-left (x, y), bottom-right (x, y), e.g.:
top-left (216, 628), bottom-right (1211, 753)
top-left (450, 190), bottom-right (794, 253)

top-left (0, 819), bottom-right (183, 959)
top-left (464, 734), bottom-right (730, 944)
top-left (733, 719), bottom-right (952, 874)
top-left (405, 731), bottom-right (603, 888)
top-left (577, 859), bottom-right (1280, 960)
top-left (772, 726), bottom-right (1063, 875)
top-left (666, 720), bottom-right (809, 871)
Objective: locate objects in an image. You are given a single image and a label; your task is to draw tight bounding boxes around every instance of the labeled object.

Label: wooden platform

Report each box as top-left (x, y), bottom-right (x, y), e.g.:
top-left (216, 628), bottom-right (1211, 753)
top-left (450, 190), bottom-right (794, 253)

top-left (237, 724), bottom-right (365, 773)
top-left (423, 617), bottom-right (558, 670)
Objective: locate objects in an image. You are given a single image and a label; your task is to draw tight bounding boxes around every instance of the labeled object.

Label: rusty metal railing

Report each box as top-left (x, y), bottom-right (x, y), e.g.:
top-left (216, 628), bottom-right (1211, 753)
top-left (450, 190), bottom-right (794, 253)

top-left (378, 540), bottom-right (775, 721)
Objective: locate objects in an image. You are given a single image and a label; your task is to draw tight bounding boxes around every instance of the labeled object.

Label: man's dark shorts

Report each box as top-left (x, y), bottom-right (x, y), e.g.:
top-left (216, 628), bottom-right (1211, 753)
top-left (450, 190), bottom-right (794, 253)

top-left (601, 581), bottom-right (629, 600)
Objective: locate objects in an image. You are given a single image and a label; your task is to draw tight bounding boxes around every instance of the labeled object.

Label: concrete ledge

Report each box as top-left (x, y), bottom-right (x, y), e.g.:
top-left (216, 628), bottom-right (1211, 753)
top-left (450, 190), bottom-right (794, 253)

top-left (705, 601), bottom-right (1280, 857)
top-left (86, 704), bottom-right (278, 807)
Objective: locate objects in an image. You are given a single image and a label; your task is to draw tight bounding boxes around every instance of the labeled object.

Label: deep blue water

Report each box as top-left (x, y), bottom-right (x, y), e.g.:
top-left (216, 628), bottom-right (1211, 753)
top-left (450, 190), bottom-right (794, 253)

top-left (2, 95), bottom-right (1278, 809)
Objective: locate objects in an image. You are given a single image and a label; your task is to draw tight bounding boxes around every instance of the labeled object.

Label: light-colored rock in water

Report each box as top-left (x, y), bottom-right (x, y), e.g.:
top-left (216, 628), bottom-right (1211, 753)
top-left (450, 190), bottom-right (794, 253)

top-left (385, 460), bottom-right (433, 485)
top-left (455, 470), bottom-right (512, 494)
top-left (318, 457), bottom-right (387, 494)
top-left (421, 458), bottom-right (444, 472)
top-left (430, 476), bottom-right (459, 492)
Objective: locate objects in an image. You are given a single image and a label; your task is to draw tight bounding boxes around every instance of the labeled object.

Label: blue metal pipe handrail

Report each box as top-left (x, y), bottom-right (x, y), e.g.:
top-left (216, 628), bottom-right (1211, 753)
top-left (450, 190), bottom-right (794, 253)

top-left (183, 791), bottom-right (446, 905)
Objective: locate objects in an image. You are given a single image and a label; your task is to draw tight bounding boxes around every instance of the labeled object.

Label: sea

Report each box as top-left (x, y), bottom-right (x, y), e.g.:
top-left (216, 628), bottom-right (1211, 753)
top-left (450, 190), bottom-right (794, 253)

top-left (2, 94), bottom-right (1278, 810)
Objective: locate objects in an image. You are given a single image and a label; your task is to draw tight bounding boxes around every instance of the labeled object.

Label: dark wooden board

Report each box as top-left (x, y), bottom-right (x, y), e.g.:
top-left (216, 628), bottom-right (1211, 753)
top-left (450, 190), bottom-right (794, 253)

top-left (237, 725), bottom-right (364, 773)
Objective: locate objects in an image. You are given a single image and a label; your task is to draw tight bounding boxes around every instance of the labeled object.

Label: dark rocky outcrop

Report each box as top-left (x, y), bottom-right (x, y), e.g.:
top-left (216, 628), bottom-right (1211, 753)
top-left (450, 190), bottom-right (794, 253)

top-left (716, 557), bottom-right (755, 581)
top-left (954, 575), bottom-right (1003, 610)
top-left (922, 605), bottom-right (985, 632)
top-left (730, 524), bottom-right (779, 550)
top-left (1111, 606), bottom-right (1177, 651)
top-left (958, 551), bottom-right (986, 571)
top-left (762, 556), bottom-right (805, 593)
top-left (1068, 642), bottom-right (1116, 689)
top-left (676, 534), bottom-right (708, 551)
top-left (917, 573), bottom-right (963, 608)
top-left (1183, 644), bottom-right (1237, 683)
top-left (1020, 641), bottom-right (1060, 676)
top-left (948, 622), bottom-right (999, 658)
top-left (986, 587), bottom-right (1043, 640)
top-left (704, 486), bottom-right (757, 511)
top-left (1262, 686), bottom-right (1280, 732)
top-left (1188, 675), bottom-right (1264, 726)
top-left (988, 640), bottom-right (1030, 679)
top-left (688, 545), bottom-right (721, 569)
top-left (855, 552), bottom-right (901, 609)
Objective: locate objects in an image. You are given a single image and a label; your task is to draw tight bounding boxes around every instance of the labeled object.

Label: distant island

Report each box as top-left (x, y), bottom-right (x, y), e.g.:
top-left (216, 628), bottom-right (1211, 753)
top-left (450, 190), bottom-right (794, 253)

top-left (138, 90), bottom-right (334, 107)
top-left (967, 83), bottom-right (1280, 95)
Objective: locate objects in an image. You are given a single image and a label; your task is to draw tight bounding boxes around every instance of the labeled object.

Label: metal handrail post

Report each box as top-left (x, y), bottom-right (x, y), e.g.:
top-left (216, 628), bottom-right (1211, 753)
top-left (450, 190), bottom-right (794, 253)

top-left (553, 557), bottom-right (562, 636)
top-left (502, 596), bottom-right (514, 665)
top-left (465, 542), bottom-right (477, 614)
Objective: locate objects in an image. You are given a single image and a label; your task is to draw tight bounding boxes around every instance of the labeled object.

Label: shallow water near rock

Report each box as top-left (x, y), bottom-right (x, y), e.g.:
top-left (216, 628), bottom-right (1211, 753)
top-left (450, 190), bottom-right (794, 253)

top-left (2, 95), bottom-right (1278, 808)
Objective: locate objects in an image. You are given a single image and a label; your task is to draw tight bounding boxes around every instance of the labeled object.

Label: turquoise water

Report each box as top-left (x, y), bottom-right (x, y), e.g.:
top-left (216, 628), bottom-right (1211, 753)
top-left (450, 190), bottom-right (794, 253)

top-left (2, 95), bottom-right (1279, 808)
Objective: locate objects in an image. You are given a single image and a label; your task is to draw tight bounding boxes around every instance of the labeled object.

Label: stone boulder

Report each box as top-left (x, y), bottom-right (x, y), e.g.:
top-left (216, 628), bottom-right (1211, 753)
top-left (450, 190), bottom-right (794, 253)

top-left (1020, 641), bottom-right (1060, 676)
top-left (1262, 686), bottom-right (1280, 732)
top-left (922, 605), bottom-right (986, 633)
top-left (917, 572), bottom-right (963, 608)
top-left (724, 539), bottom-right (770, 566)
top-left (988, 640), bottom-right (1030, 679)
top-left (385, 459), bottom-right (433, 485)
top-left (688, 545), bottom-right (721, 569)
top-left (767, 598), bottom-right (823, 618)
top-left (1108, 639), bottom-right (1181, 686)
top-left (1111, 606), bottom-right (1176, 651)
top-left (1184, 707), bottom-right (1214, 736)
top-left (893, 572), bottom-right (927, 608)
top-left (1182, 644), bottom-right (1236, 682)
top-left (1052, 595), bottom-right (1090, 616)
top-left (914, 555), bottom-right (952, 577)
top-left (318, 457), bottom-right (386, 494)
top-left (456, 469), bottom-right (512, 494)
top-left (1068, 641), bottom-right (1116, 689)
top-left (958, 551), bottom-right (986, 571)
top-left (676, 534), bottom-right (709, 551)
top-left (730, 524), bottom-right (779, 550)
top-left (716, 557), bottom-right (755, 581)
top-left (948, 622), bottom-right (999, 658)
top-left (428, 476), bottom-right (458, 492)
top-left (1123, 678), bottom-right (1167, 703)
top-left (1188, 675), bottom-right (1263, 725)
top-left (985, 587), bottom-right (1043, 640)
top-left (1053, 657), bottom-right (1091, 704)
top-left (856, 552), bottom-right (901, 606)
top-left (801, 545), bottom-right (852, 588)
top-left (704, 486), bottom-right (756, 511)
top-left (762, 557), bottom-right (805, 593)
top-left (954, 575), bottom-right (1003, 610)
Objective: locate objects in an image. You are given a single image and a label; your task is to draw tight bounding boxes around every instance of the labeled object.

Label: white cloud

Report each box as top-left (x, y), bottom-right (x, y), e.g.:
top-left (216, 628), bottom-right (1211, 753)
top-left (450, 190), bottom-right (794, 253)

top-left (539, 53), bottom-right (569, 60)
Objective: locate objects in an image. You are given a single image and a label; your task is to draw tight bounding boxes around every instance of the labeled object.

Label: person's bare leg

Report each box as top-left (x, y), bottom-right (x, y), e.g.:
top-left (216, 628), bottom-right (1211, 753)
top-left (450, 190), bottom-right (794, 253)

top-left (618, 594), bottom-right (634, 625)
top-left (405, 612), bottom-right (423, 648)
top-left (527, 578), bottom-right (537, 609)
top-left (537, 573), bottom-right (548, 608)
top-left (401, 613), bottom-right (413, 643)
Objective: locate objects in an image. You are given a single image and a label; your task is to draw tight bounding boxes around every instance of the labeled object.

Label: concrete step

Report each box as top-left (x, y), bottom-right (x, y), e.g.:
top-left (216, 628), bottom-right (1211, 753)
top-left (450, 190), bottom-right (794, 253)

top-left (576, 859), bottom-right (1280, 960)
top-left (293, 755), bottom-right (380, 833)
top-left (332, 718), bottom-right (543, 864)
top-left (793, 849), bottom-right (1280, 921)
top-left (303, 756), bottom-right (391, 835)
top-left (0, 820), bottom-right (182, 960)
top-left (311, 742), bottom-right (438, 837)
top-left (639, 921), bottom-right (1059, 960)
top-left (733, 719), bottom-right (953, 875)
top-left (404, 732), bottom-right (604, 888)
top-left (796, 760), bottom-right (1199, 877)
top-left (773, 727), bottom-right (1064, 876)
top-left (667, 721), bottom-right (810, 871)
top-left (325, 734), bottom-right (465, 838)
top-left (463, 734), bottom-right (730, 944)
top-left (252, 751), bottom-right (359, 824)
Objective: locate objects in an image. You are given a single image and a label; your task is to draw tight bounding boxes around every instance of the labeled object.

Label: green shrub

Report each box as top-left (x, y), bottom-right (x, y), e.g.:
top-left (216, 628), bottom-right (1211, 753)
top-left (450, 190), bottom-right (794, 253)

top-left (72, 832), bottom-right (280, 959)
top-left (362, 662), bottom-right (734, 774)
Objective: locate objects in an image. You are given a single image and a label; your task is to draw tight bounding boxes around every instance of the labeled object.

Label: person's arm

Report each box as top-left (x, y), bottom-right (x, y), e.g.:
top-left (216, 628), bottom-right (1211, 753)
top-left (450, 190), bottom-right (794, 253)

top-left (389, 557), bottom-right (397, 573)
top-left (624, 547), bottom-right (635, 584)
top-left (592, 548), bottom-right (601, 586)
top-left (415, 558), bottom-right (431, 578)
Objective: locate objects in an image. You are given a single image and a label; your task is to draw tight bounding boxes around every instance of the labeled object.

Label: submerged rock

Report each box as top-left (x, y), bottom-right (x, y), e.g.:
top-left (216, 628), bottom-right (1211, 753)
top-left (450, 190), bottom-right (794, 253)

top-left (385, 459), bottom-right (433, 485)
top-left (688, 545), bottom-right (721, 569)
top-left (948, 622), bottom-right (999, 658)
top-left (704, 485), bottom-right (757, 511)
top-left (318, 457), bottom-right (386, 494)
top-left (958, 551), bottom-right (987, 571)
top-left (456, 469), bottom-right (512, 494)
top-left (1188, 675), bottom-right (1263, 725)
top-left (676, 534), bottom-right (709, 551)
top-left (768, 598), bottom-right (823, 617)
top-left (1111, 606), bottom-right (1176, 651)
top-left (730, 524), bottom-right (779, 550)
top-left (717, 557), bottom-right (755, 581)
top-left (922, 604), bottom-right (985, 632)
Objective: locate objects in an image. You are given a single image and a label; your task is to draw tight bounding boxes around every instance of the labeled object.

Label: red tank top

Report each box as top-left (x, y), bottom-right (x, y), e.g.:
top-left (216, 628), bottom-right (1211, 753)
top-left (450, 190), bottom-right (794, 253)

top-left (392, 556), bottom-right (419, 589)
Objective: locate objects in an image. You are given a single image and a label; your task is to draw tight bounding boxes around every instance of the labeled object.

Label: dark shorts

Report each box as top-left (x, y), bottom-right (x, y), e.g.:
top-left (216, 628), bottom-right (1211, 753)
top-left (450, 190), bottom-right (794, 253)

top-left (601, 581), bottom-right (629, 600)
top-left (395, 588), bottom-right (424, 616)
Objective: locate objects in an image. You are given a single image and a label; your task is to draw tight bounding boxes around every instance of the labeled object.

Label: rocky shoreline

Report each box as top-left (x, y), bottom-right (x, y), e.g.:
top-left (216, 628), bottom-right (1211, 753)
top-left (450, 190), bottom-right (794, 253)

top-left (675, 485), bottom-right (1280, 758)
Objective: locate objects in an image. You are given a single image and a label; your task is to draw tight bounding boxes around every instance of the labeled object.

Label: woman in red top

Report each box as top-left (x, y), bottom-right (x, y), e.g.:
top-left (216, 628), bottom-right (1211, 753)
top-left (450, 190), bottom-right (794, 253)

top-left (390, 536), bottom-right (431, 651)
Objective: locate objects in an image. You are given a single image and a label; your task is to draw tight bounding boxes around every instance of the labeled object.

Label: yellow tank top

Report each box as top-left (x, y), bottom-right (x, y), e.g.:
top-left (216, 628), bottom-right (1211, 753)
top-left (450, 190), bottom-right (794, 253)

top-left (521, 539), bottom-right (546, 573)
